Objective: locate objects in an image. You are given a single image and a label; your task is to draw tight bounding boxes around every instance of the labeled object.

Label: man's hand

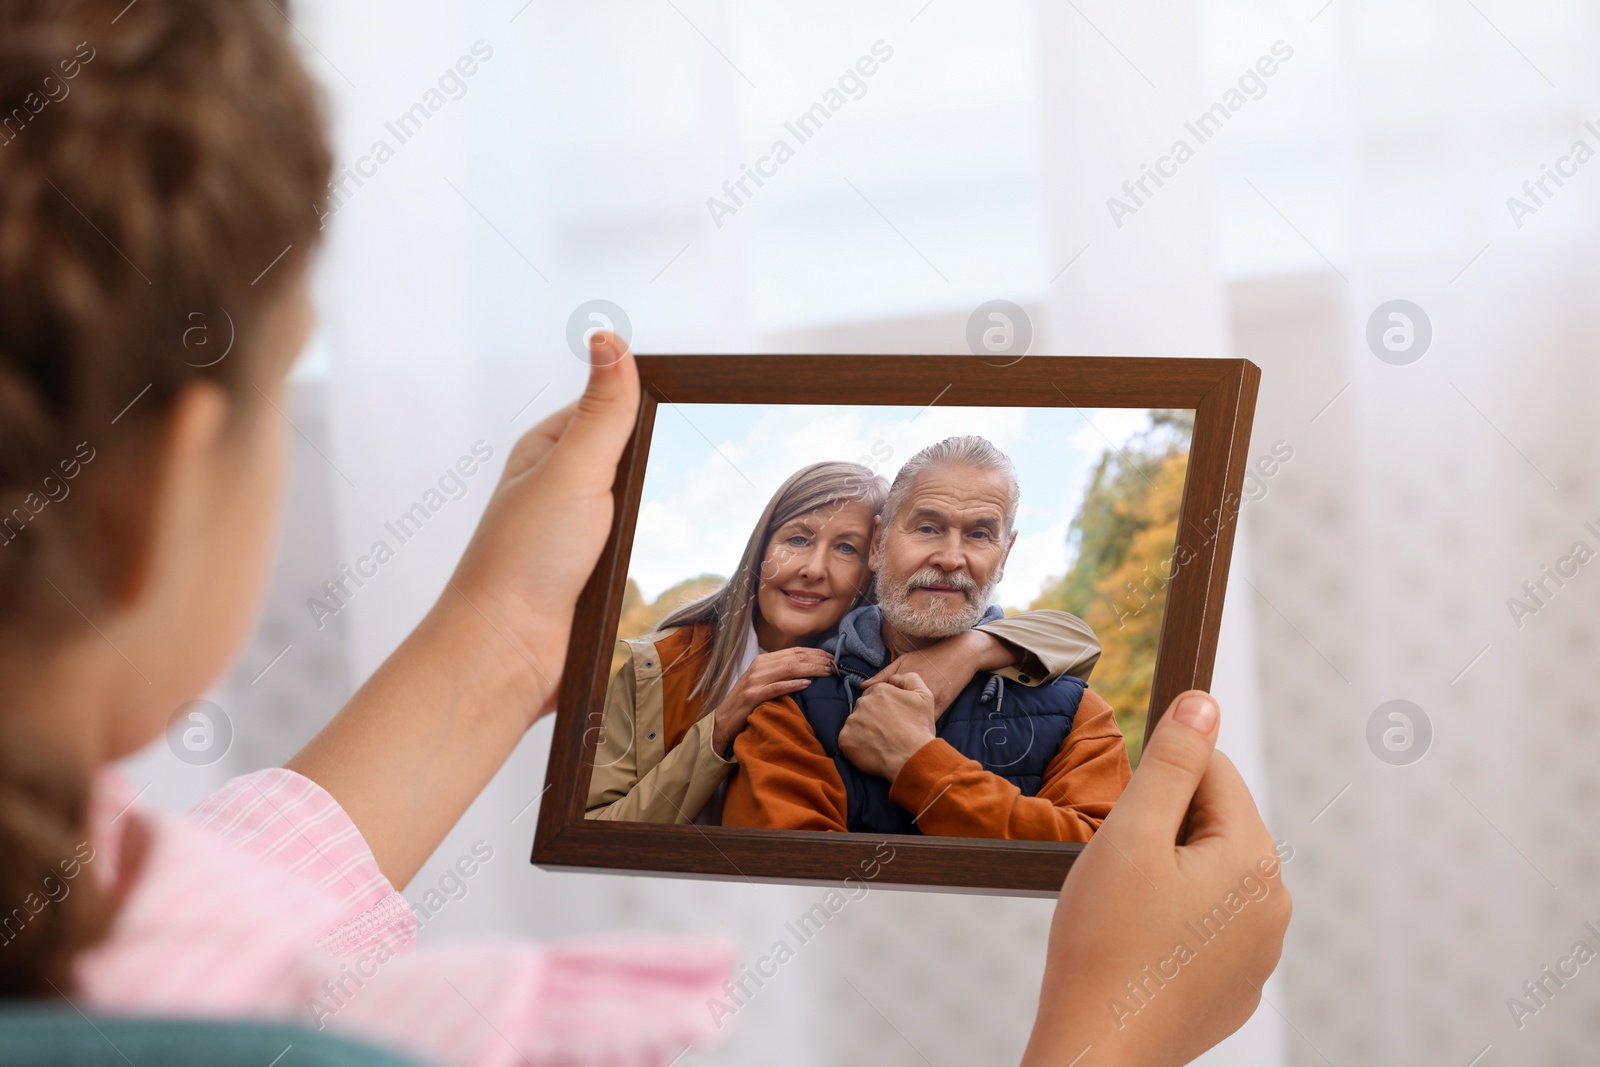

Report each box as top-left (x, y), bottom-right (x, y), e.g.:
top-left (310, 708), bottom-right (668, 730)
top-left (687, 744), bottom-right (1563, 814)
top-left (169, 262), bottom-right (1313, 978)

top-left (1021, 692), bottom-right (1292, 1066)
top-left (862, 629), bottom-right (1015, 716)
top-left (837, 673), bottom-right (938, 782)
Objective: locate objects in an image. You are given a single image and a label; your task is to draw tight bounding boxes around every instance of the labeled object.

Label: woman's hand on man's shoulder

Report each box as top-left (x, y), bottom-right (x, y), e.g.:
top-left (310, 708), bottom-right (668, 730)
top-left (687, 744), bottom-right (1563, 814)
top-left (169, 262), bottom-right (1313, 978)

top-left (710, 647), bottom-right (835, 754)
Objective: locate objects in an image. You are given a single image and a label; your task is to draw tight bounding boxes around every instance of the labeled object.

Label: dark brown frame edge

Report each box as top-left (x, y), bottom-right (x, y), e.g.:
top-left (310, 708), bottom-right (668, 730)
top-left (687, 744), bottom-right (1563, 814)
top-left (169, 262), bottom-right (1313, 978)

top-left (534, 354), bottom-right (1261, 895)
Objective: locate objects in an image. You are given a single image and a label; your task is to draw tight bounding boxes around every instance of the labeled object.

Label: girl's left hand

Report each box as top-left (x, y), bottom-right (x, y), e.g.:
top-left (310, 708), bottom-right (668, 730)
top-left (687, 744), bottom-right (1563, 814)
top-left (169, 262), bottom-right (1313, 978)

top-left (445, 330), bottom-right (640, 723)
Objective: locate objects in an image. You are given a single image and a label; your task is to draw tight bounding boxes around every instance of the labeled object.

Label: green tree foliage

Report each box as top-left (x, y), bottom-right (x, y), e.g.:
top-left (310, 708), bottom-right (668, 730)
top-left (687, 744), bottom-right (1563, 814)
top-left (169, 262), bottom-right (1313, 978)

top-left (1030, 410), bottom-right (1192, 767)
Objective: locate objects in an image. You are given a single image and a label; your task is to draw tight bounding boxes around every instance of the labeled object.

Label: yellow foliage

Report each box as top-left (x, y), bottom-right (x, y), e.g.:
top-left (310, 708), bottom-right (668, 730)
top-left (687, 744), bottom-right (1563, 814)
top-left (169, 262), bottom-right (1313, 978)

top-left (1030, 446), bottom-right (1189, 768)
top-left (609, 574), bottom-right (726, 674)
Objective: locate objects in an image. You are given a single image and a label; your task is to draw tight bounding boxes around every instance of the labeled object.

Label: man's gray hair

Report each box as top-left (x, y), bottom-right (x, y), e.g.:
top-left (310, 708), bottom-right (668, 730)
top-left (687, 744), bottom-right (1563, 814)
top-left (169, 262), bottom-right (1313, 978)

top-left (882, 435), bottom-right (1020, 537)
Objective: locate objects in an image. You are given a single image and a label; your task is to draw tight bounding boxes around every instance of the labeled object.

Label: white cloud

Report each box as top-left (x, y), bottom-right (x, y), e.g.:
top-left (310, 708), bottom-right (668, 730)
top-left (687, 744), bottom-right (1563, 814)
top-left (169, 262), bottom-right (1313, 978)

top-left (995, 520), bottom-right (1068, 610)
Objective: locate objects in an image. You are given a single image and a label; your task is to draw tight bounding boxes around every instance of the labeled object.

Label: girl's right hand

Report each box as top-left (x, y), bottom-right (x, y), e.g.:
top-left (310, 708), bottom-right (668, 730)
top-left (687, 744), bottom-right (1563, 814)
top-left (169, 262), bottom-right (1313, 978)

top-left (709, 647), bottom-right (835, 755)
top-left (1022, 691), bottom-right (1291, 1066)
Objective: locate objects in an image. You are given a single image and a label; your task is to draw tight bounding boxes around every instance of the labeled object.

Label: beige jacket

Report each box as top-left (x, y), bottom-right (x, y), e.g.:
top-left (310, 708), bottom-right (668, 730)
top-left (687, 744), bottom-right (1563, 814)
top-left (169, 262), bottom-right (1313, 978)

top-left (585, 609), bottom-right (1101, 824)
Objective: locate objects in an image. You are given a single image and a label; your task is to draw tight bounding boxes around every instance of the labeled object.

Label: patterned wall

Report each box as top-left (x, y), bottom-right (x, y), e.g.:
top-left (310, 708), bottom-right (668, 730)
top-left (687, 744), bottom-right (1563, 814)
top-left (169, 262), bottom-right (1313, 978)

top-left (1233, 254), bottom-right (1600, 1066)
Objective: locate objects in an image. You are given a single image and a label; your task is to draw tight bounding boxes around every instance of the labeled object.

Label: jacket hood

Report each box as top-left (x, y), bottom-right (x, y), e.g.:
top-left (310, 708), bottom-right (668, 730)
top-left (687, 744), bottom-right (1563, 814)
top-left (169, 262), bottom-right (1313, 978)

top-left (822, 601), bottom-right (1006, 675)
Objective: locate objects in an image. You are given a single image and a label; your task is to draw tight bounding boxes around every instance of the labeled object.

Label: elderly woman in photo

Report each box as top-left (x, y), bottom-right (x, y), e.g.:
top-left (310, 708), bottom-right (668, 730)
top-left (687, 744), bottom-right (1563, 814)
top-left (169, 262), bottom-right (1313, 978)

top-left (586, 459), bottom-right (1104, 824)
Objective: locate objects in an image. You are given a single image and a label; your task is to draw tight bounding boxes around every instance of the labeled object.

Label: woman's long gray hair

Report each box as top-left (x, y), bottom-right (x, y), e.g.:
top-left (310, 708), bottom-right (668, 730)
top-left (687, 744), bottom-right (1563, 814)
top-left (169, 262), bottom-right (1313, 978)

top-left (658, 460), bottom-right (888, 713)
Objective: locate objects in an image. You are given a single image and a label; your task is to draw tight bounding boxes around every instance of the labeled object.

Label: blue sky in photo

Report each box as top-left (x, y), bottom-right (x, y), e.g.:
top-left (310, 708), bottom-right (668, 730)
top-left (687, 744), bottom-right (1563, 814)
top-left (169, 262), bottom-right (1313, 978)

top-left (630, 402), bottom-right (1182, 611)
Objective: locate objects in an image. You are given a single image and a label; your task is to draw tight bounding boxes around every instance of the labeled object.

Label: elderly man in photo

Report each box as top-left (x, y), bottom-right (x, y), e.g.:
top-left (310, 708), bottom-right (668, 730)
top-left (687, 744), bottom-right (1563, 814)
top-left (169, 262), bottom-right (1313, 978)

top-left (722, 436), bottom-right (1132, 838)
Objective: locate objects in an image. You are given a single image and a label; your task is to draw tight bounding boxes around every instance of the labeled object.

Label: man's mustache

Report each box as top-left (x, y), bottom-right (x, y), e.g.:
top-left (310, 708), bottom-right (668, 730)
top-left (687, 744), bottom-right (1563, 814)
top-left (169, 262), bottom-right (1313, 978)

top-left (897, 568), bottom-right (978, 599)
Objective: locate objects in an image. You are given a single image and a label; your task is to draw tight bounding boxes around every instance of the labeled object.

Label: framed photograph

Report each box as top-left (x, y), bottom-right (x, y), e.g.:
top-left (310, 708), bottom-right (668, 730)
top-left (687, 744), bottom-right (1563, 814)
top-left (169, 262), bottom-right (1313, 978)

top-left (533, 354), bottom-right (1260, 895)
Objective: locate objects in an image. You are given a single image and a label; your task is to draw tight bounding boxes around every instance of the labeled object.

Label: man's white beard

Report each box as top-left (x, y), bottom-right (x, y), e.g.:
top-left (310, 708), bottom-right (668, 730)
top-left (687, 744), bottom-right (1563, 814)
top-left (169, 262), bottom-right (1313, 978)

top-left (876, 565), bottom-right (995, 639)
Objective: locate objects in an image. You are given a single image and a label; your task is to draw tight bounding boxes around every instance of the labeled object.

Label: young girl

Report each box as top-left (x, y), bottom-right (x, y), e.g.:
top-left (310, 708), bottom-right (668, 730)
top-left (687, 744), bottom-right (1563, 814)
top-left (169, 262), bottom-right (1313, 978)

top-left (0, 1), bottom-right (728, 1062)
top-left (587, 460), bottom-right (1103, 824)
top-left (0, 2), bottom-right (1290, 1064)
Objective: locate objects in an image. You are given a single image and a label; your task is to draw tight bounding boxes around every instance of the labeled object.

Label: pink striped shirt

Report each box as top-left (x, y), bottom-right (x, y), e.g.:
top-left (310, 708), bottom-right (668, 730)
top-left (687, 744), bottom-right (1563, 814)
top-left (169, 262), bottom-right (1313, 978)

top-left (73, 768), bottom-right (733, 1066)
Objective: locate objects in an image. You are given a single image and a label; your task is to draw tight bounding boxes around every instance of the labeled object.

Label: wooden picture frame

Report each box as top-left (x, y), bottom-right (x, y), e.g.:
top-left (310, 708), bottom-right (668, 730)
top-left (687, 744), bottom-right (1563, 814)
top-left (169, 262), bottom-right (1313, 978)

top-left (533, 354), bottom-right (1260, 896)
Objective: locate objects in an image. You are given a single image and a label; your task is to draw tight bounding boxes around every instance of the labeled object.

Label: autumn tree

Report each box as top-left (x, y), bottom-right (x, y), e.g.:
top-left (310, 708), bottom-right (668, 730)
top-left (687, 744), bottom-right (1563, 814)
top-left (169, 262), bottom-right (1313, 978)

top-left (609, 574), bottom-right (727, 674)
top-left (1029, 411), bottom-right (1192, 766)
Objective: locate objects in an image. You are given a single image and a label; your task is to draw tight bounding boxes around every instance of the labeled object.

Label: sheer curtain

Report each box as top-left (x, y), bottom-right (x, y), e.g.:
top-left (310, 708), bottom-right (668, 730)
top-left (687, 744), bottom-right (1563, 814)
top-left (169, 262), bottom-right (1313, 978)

top-left (1210, 1), bottom-right (1600, 1065)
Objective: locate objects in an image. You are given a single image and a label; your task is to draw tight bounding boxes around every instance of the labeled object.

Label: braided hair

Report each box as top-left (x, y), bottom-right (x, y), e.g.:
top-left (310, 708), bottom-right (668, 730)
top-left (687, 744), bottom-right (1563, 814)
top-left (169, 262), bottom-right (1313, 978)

top-left (0, 0), bottom-right (331, 996)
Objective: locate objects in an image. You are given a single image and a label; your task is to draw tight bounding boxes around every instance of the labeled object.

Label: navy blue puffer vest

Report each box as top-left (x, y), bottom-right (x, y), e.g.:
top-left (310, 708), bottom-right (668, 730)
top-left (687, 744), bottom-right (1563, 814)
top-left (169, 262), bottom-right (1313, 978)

top-left (798, 645), bottom-right (1085, 835)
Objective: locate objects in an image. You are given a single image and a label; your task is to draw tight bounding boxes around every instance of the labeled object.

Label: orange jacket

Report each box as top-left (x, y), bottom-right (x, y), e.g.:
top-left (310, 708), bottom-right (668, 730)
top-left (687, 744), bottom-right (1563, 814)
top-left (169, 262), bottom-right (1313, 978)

top-left (722, 687), bottom-right (1131, 841)
top-left (587, 611), bottom-right (1108, 824)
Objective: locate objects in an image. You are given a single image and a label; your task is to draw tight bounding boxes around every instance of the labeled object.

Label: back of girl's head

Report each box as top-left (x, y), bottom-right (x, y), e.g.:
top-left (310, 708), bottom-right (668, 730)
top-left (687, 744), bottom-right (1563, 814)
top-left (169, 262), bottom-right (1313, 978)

top-left (0, 0), bottom-right (329, 611)
top-left (0, 0), bottom-right (330, 996)
top-left (660, 460), bottom-right (889, 706)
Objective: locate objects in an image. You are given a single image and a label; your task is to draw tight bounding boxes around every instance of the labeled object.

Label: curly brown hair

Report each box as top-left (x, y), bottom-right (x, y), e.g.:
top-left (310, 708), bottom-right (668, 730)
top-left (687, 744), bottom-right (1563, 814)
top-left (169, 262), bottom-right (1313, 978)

top-left (0, 0), bottom-right (331, 996)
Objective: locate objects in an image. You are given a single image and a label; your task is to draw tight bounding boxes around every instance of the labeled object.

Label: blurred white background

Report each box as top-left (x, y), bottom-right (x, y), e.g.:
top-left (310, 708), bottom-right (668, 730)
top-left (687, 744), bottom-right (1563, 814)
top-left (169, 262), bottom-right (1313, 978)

top-left (121, 0), bottom-right (1600, 1064)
